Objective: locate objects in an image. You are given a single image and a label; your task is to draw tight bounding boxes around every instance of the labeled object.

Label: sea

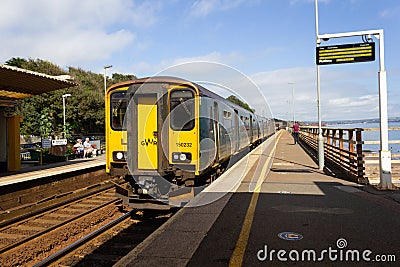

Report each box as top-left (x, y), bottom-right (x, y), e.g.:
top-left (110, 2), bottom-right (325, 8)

top-left (326, 121), bottom-right (400, 155)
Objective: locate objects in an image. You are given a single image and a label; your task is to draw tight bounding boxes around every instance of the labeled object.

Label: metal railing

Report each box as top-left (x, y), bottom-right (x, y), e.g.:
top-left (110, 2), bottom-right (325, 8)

top-left (20, 151), bottom-right (31, 160)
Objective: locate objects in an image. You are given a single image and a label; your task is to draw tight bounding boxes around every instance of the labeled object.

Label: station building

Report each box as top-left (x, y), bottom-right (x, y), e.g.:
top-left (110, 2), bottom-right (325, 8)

top-left (0, 64), bottom-right (77, 172)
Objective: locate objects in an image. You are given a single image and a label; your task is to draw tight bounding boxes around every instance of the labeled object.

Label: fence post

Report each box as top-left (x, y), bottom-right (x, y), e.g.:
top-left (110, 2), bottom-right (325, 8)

top-left (348, 130), bottom-right (354, 154)
top-left (339, 130), bottom-right (344, 163)
top-left (355, 129), bottom-right (366, 183)
top-left (326, 129), bottom-right (330, 146)
top-left (332, 129), bottom-right (337, 147)
top-left (39, 149), bottom-right (43, 166)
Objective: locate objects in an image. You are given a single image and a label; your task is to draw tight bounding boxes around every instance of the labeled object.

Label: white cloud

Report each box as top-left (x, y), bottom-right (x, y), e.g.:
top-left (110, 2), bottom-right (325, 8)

top-left (189, 0), bottom-right (246, 17)
top-left (129, 52), bottom-right (400, 121)
top-left (0, 0), bottom-right (160, 67)
top-left (379, 6), bottom-right (400, 18)
top-left (290, 0), bottom-right (330, 5)
top-left (328, 95), bottom-right (378, 107)
top-left (1, 29), bottom-right (134, 67)
top-left (133, 52), bottom-right (244, 77)
top-left (249, 67), bottom-right (385, 121)
top-left (133, 59), bottom-right (386, 121)
top-left (0, 0), bottom-right (160, 30)
top-left (328, 97), bottom-right (351, 106)
top-left (250, 67), bottom-right (316, 120)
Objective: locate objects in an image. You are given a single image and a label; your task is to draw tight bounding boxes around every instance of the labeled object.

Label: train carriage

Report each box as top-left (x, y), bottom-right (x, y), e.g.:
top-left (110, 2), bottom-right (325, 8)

top-left (106, 76), bottom-right (274, 208)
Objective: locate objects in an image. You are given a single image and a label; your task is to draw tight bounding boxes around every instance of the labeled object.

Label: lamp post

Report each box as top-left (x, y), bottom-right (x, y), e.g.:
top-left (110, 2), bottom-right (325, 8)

top-left (284, 101), bottom-right (290, 129)
top-left (104, 65), bottom-right (112, 95)
top-left (288, 82), bottom-right (295, 125)
top-left (62, 93), bottom-right (71, 137)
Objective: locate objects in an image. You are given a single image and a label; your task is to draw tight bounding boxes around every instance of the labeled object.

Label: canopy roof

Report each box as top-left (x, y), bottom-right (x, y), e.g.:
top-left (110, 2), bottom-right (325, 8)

top-left (0, 64), bottom-right (77, 106)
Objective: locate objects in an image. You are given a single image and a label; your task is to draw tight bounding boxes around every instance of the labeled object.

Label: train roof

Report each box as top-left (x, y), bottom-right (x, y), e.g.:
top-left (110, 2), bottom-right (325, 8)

top-left (107, 76), bottom-right (259, 117)
top-left (107, 76), bottom-right (194, 90)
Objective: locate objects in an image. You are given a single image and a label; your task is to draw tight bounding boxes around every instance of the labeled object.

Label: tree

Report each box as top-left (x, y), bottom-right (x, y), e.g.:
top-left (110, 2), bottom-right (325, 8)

top-left (12, 58), bottom-right (137, 136)
top-left (5, 57), bottom-right (27, 68)
top-left (39, 107), bottom-right (54, 138)
top-left (14, 59), bottom-right (69, 136)
top-left (67, 67), bottom-right (106, 134)
top-left (111, 73), bottom-right (137, 84)
top-left (226, 95), bottom-right (255, 113)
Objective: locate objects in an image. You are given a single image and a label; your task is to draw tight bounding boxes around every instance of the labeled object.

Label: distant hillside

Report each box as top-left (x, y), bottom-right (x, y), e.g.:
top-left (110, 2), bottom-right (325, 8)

top-left (325, 117), bottom-right (400, 125)
top-left (305, 117), bottom-right (400, 126)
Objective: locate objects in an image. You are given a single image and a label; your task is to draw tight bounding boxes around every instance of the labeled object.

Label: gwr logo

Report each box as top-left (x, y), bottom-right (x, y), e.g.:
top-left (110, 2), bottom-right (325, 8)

top-left (141, 138), bottom-right (157, 146)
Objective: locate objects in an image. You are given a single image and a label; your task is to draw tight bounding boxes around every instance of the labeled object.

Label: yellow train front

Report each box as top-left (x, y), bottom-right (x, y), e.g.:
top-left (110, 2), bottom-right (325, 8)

top-left (108, 76), bottom-right (273, 209)
top-left (105, 81), bottom-right (130, 178)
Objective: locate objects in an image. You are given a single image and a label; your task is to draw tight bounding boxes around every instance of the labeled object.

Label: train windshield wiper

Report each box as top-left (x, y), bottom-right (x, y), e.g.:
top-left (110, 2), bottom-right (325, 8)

top-left (179, 97), bottom-right (191, 116)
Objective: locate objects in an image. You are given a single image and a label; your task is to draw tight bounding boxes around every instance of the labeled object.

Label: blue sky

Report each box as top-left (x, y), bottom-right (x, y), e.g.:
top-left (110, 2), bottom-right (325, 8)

top-left (1, 0), bottom-right (399, 121)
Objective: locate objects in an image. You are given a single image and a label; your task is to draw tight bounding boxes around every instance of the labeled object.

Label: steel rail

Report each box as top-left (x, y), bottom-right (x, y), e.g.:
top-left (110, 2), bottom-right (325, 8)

top-left (0, 196), bottom-right (120, 254)
top-left (33, 210), bottom-right (134, 267)
top-left (0, 182), bottom-right (115, 229)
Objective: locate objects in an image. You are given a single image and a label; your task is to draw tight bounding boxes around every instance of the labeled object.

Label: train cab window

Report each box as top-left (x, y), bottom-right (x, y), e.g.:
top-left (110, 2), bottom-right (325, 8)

top-left (170, 89), bottom-right (195, 131)
top-left (111, 92), bottom-right (127, 130)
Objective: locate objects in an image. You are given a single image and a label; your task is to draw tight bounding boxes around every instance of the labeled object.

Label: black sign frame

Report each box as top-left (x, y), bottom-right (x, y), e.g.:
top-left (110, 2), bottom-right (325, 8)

top-left (316, 42), bottom-right (375, 65)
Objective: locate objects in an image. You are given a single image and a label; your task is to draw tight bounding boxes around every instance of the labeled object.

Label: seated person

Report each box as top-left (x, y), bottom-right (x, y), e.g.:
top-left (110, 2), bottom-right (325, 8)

top-left (73, 139), bottom-right (84, 158)
top-left (91, 143), bottom-right (97, 157)
top-left (83, 137), bottom-right (93, 158)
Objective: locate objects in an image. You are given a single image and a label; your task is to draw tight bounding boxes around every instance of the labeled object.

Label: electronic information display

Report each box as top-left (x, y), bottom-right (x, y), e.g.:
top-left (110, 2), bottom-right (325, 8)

top-left (316, 42), bottom-right (375, 65)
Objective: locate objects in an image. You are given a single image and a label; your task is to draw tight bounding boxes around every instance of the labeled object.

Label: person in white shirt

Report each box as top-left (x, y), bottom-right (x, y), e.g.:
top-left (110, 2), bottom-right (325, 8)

top-left (83, 137), bottom-right (93, 158)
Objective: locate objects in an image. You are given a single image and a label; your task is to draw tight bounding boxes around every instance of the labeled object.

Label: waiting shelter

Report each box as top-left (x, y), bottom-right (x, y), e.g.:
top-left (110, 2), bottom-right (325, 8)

top-left (0, 64), bottom-right (77, 172)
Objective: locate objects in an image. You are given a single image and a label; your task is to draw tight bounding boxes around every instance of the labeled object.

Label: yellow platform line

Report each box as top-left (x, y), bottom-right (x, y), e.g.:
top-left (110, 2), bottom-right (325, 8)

top-left (229, 131), bottom-right (283, 267)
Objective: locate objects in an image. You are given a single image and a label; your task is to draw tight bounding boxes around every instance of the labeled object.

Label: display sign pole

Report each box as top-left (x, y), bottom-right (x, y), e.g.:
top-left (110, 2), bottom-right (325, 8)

top-left (314, 2), bottom-right (393, 189)
top-left (315, 0), bottom-right (324, 171)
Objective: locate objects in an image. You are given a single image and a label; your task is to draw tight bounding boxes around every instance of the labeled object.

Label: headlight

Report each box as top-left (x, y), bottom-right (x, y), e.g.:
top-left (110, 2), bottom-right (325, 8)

top-left (113, 151), bottom-right (126, 161)
top-left (172, 152), bottom-right (191, 163)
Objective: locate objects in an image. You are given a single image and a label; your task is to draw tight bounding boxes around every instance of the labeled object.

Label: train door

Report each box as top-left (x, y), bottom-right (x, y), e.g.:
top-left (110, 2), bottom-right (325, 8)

top-left (137, 95), bottom-right (158, 170)
top-left (213, 102), bottom-right (220, 162)
top-left (250, 115), bottom-right (253, 143)
top-left (234, 109), bottom-right (239, 152)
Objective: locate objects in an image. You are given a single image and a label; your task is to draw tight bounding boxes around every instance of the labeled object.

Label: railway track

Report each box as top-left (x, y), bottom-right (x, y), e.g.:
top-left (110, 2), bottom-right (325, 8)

top-left (39, 209), bottom-right (176, 266)
top-left (0, 188), bottom-right (123, 266)
top-left (0, 180), bottom-right (117, 227)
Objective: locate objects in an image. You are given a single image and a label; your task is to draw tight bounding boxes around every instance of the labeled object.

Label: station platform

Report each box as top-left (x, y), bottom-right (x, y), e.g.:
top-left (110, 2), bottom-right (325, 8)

top-left (116, 130), bottom-right (400, 266)
top-left (0, 155), bottom-right (105, 187)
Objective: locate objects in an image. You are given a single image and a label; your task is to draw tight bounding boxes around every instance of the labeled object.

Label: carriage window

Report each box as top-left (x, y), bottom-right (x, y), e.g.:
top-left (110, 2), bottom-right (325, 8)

top-left (111, 92), bottom-right (127, 130)
top-left (223, 110), bottom-right (232, 119)
top-left (170, 89), bottom-right (195, 131)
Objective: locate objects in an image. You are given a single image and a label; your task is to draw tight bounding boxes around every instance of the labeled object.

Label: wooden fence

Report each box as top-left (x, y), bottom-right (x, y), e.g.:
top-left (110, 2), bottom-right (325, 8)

top-left (299, 126), bottom-right (400, 185)
top-left (299, 126), bottom-right (366, 183)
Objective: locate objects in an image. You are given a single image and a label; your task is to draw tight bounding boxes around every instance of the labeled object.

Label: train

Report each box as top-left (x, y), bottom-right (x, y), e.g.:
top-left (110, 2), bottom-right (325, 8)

top-left (105, 76), bottom-right (275, 209)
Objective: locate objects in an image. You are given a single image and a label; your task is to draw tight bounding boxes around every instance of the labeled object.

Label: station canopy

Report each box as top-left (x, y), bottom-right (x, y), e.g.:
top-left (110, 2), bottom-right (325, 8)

top-left (0, 64), bottom-right (77, 107)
